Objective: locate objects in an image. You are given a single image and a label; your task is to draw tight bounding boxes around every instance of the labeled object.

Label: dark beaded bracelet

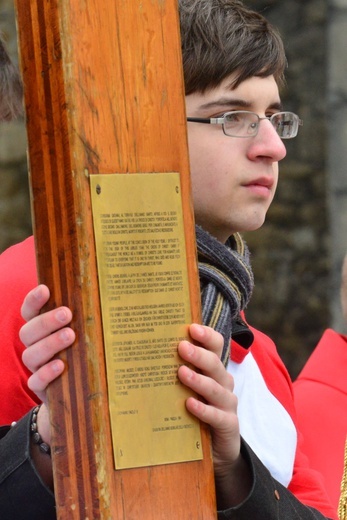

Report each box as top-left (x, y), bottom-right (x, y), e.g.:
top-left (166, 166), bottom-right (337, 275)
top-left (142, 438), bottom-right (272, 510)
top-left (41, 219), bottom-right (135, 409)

top-left (30, 405), bottom-right (51, 456)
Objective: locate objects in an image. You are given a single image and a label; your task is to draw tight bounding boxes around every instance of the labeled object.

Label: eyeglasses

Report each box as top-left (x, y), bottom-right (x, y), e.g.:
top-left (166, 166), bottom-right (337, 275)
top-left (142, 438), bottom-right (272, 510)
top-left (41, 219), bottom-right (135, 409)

top-left (187, 111), bottom-right (303, 139)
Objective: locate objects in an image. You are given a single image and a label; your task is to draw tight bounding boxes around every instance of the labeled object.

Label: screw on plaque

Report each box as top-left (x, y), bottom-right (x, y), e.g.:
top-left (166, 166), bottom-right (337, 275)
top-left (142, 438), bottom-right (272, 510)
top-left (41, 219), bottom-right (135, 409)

top-left (96, 184), bottom-right (101, 195)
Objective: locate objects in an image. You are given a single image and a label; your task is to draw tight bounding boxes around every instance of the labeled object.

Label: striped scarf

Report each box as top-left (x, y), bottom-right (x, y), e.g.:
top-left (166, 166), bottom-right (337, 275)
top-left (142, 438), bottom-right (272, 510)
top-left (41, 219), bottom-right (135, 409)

top-left (196, 225), bottom-right (254, 366)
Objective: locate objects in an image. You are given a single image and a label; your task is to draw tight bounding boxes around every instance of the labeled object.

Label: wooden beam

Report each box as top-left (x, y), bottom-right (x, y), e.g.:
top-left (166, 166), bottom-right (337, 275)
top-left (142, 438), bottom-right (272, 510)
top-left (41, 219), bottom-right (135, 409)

top-left (14, 0), bottom-right (217, 518)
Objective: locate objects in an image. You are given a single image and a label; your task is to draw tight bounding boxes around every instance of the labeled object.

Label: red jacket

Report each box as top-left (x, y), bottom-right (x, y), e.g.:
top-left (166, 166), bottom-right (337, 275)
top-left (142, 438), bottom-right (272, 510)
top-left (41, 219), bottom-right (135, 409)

top-left (294, 329), bottom-right (347, 512)
top-left (0, 236), bottom-right (38, 422)
top-left (0, 235), bottom-right (337, 519)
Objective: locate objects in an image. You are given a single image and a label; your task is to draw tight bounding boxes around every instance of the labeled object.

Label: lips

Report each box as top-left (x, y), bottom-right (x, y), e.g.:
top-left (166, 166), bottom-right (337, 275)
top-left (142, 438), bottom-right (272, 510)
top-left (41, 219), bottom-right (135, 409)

top-left (242, 176), bottom-right (275, 198)
top-left (243, 176), bottom-right (274, 189)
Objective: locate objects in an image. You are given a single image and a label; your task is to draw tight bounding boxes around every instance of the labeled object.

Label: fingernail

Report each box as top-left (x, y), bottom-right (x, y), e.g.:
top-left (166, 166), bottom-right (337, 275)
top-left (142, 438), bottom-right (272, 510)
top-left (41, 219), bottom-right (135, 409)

top-left (59, 328), bottom-right (71, 342)
top-left (184, 366), bottom-right (193, 379)
top-left (56, 309), bottom-right (68, 322)
top-left (52, 360), bottom-right (63, 373)
top-left (185, 341), bottom-right (194, 356)
top-left (33, 285), bottom-right (43, 300)
top-left (192, 324), bottom-right (204, 338)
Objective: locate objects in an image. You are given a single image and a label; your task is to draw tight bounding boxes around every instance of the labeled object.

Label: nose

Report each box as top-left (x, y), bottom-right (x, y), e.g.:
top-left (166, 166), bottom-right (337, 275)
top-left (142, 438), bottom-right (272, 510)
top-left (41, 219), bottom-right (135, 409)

top-left (247, 119), bottom-right (287, 162)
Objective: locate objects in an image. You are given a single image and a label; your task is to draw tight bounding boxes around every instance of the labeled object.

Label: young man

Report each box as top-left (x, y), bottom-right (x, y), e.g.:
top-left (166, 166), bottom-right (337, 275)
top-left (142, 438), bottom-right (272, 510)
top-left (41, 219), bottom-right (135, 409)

top-left (0, 1), bottom-right (339, 518)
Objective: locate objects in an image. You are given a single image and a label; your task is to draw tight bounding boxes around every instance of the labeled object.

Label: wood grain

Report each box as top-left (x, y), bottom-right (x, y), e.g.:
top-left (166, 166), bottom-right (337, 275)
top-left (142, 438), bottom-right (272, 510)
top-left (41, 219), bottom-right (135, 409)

top-left (14, 0), bottom-right (217, 518)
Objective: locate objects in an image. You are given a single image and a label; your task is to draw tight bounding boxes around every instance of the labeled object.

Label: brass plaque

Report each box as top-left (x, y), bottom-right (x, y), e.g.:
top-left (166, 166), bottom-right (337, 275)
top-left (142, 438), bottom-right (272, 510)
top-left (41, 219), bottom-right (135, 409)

top-left (90, 173), bottom-right (202, 469)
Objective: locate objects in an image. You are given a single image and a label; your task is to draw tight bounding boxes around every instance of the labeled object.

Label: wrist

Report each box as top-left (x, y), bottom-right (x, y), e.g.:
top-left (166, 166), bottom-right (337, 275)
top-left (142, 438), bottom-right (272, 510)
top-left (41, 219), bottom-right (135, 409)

top-left (30, 405), bottom-right (54, 490)
top-left (215, 455), bottom-right (252, 510)
top-left (30, 405), bottom-right (51, 455)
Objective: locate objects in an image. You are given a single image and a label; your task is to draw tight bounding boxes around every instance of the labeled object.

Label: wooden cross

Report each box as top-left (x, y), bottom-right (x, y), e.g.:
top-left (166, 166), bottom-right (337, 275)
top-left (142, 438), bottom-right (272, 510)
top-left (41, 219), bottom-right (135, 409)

top-left (14, 1), bottom-right (217, 518)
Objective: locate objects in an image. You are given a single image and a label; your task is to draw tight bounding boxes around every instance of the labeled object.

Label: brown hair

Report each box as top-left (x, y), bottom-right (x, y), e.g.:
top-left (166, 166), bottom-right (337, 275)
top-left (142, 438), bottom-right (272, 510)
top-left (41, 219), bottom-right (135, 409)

top-left (0, 35), bottom-right (23, 121)
top-left (179, 0), bottom-right (287, 95)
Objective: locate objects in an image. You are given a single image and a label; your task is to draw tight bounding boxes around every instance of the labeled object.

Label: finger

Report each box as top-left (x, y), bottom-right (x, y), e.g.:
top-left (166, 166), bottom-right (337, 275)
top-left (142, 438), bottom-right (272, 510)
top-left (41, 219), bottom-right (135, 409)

top-left (20, 306), bottom-right (73, 347)
top-left (184, 394), bottom-right (238, 433)
top-left (178, 340), bottom-right (233, 390)
top-left (178, 364), bottom-right (235, 410)
top-left (188, 324), bottom-right (224, 357)
top-left (21, 284), bottom-right (50, 321)
top-left (22, 326), bottom-right (75, 373)
top-left (184, 393), bottom-right (241, 466)
top-left (27, 359), bottom-right (65, 404)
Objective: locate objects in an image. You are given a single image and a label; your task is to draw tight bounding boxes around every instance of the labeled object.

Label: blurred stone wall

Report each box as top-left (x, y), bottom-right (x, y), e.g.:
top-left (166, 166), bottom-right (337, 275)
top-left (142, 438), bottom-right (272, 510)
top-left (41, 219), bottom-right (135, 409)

top-left (0, 0), bottom-right (345, 378)
top-left (0, 0), bottom-right (30, 249)
top-left (245, 0), bottom-right (347, 377)
top-left (326, 0), bottom-right (347, 335)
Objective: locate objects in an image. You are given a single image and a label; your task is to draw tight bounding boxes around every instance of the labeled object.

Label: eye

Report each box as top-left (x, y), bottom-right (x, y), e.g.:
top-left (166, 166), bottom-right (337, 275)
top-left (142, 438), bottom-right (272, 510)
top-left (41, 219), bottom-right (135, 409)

top-left (224, 112), bottom-right (242, 123)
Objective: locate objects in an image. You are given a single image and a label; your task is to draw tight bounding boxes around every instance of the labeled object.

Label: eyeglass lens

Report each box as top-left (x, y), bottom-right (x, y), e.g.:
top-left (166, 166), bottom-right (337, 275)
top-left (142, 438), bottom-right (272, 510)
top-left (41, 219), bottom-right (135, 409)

top-left (271, 113), bottom-right (298, 138)
top-left (223, 111), bottom-right (299, 138)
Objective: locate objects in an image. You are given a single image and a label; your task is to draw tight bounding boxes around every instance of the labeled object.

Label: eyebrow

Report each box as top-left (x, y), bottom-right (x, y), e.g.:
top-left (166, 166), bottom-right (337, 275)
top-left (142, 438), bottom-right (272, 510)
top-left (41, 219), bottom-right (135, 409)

top-left (197, 97), bottom-right (283, 112)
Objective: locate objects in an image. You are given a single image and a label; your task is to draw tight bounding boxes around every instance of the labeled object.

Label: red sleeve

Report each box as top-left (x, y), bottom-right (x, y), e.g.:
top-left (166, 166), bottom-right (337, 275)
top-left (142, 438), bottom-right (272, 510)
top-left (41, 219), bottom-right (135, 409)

top-left (294, 329), bottom-right (347, 514)
top-left (246, 323), bottom-right (338, 518)
top-left (0, 236), bottom-right (39, 424)
top-left (288, 433), bottom-right (338, 519)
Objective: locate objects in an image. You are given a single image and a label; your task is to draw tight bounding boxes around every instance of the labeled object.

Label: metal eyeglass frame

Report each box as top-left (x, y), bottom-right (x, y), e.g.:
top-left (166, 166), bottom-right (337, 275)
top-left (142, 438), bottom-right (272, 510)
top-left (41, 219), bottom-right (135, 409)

top-left (186, 110), bottom-right (303, 139)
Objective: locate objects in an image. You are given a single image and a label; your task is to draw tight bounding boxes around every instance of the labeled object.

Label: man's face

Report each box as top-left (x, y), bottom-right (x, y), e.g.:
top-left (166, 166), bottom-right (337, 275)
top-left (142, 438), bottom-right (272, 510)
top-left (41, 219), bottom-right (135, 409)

top-left (186, 74), bottom-right (287, 243)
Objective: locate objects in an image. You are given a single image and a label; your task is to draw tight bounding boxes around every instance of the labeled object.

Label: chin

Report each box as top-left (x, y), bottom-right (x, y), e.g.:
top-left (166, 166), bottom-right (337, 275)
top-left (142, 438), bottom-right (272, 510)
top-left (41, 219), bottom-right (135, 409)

top-left (239, 216), bottom-right (267, 233)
